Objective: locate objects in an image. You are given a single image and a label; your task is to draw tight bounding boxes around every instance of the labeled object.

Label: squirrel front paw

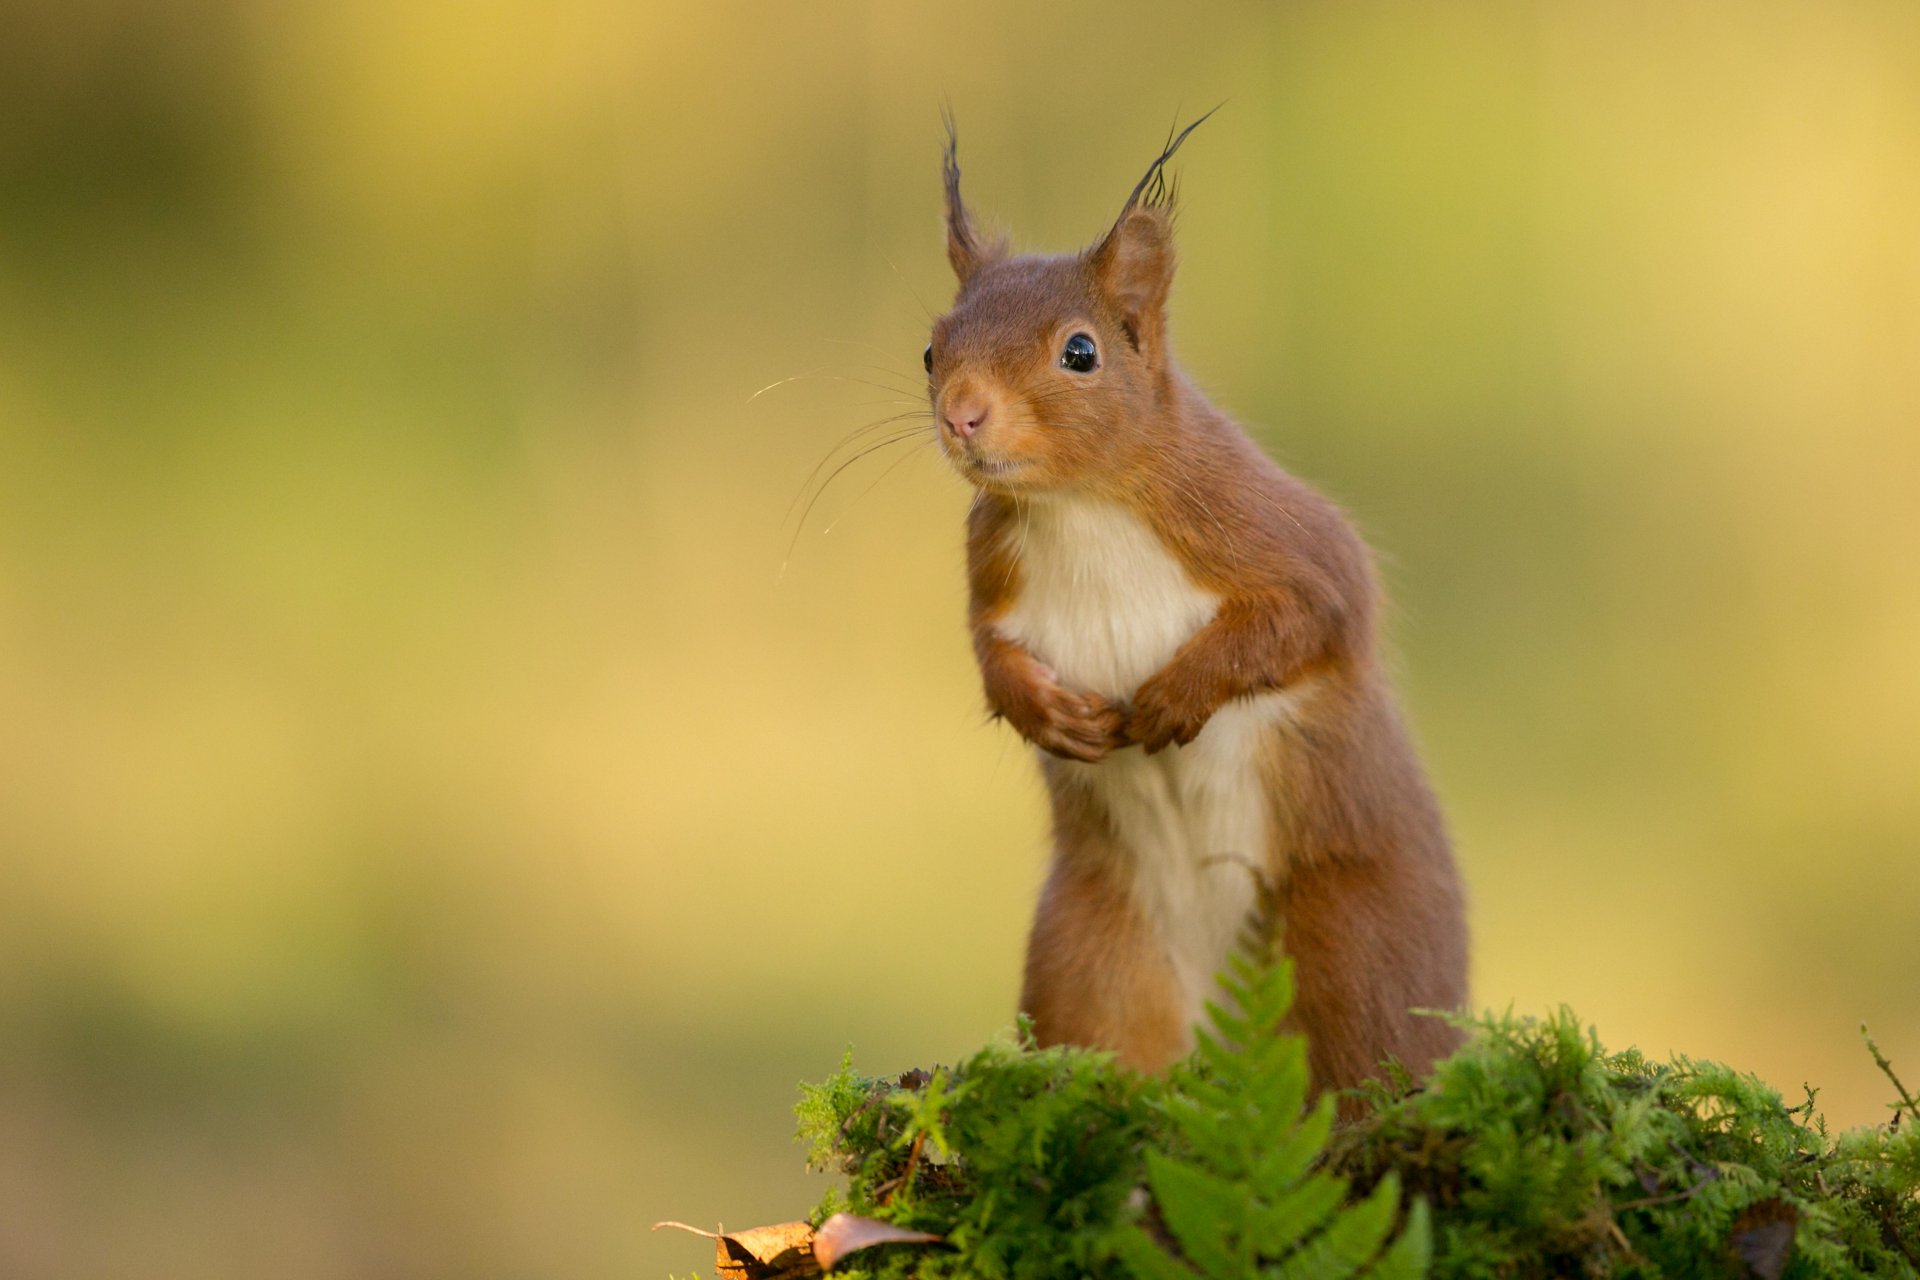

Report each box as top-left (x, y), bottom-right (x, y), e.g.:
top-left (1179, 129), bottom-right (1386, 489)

top-left (988, 658), bottom-right (1127, 764)
top-left (1124, 667), bottom-right (1218, 754)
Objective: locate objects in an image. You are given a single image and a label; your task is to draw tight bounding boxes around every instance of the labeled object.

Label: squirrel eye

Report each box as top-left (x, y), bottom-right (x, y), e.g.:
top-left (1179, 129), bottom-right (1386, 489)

top-left (1060, 332), bottom-right (1098, 373)
top-left (923, 343), bottom-right (934, 374)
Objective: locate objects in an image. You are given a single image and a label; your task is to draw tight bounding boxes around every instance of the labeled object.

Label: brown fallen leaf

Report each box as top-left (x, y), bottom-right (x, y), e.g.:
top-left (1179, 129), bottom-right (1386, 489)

top-left (653, 1220), bottom-right (819, 1280)
top-left (1729, 1199), bottom-right (1799, 1280)
top-left (811, 1212), bottom-right (945, 1271)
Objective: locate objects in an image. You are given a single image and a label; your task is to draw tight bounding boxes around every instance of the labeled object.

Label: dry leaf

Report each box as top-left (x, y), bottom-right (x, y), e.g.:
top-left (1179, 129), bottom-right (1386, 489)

top-left (653, 1220), bottom-right (820, 1280)
top-left (811, 1212), bottom-right (945, 1270)
top-left (1729, 1199), bottom-right (1798, 1280)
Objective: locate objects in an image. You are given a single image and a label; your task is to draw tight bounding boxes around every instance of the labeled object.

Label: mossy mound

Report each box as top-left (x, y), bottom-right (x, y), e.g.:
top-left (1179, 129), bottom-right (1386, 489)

top-left (1326, 1012), bottom-right (1919, 1277)
top-left (792, 968), bottom-right (1918, 1280)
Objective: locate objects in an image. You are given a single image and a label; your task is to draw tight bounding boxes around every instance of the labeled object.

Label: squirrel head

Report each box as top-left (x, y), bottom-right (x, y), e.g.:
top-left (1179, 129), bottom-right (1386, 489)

top-left (927, 112), bottom-right (1216, 498)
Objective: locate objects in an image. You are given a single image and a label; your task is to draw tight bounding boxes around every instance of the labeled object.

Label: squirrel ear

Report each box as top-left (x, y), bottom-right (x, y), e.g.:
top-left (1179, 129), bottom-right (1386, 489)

top-left (942, 115), bottom-right (1000, 284)
top-left (1086, 108), bottom-right (1217, 351)
top-left (1087, 206), bottom-right (1176, 351)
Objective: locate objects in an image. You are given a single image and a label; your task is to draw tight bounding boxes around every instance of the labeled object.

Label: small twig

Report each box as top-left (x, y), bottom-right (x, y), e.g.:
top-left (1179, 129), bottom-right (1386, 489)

top-left (1862, 1024), bottom-right (1920, 1123)
top-left (1615, 1173), bottom-right (1717, 1213)
top-left (874, 1130), bottom-right (928, 1205)
top-left (1667, 1136), bottom-right (1713, 1176)
top-left (1605, 1218), bottom-right (1640, 1263)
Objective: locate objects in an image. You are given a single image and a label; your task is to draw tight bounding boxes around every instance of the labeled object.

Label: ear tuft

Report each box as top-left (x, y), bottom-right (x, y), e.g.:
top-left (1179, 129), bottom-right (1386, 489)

top-left (1084, 107), bottom-right (1218, 354)
top-left (1106, 105), bottom-right (1218, 232)
top-left (941, 111), bottom-right (1001, 285)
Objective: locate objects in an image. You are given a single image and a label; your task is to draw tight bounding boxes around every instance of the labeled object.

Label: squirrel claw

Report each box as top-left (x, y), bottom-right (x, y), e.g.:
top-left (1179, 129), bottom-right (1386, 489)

top-left (1124, 684), bottom-right (1210, 755)
top-left (1026, 685), bottom-right (1126, 763)
top-left (1035, 691), bottom-right (1126, 763)
top-left (981, 641), bottom-right (1129, 762)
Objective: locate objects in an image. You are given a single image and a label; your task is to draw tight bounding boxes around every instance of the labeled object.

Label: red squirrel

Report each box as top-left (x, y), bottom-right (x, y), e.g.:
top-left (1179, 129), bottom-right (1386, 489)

top-left (925, 117), bottom-right (1468, 1099)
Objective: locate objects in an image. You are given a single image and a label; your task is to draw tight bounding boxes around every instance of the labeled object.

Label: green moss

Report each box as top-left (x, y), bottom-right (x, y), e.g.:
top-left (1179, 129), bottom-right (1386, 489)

top-left (796, 960), bottom-right (1422, 1280)
top-left (1328, 1011), bottom-right (1920, 1278)
top-left (797, 1025), bottom-right (1155, 1279)
top-left (794, 981), bottom-right (1918, 1280)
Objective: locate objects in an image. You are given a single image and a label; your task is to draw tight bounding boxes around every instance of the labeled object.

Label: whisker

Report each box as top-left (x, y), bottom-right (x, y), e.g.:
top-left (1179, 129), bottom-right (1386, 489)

top-left (848, 360), bottom-right (928, 388)
top-left (880, 252), bottom-right (937, 323)
top-left (782, 429), bottom-right (930, 574)
top-left (750, 371), bottom-right (818, 401)
top-left (1163, 457), bottom-right (1235, 558)
top-left (782, 412), bottom-right (934, 527)
top-left (790, 425), bottom-right (928, 526)
top-left (751, 368), bottom-right (928, 402)
top-left (820, 439), bottom-right (934, 535)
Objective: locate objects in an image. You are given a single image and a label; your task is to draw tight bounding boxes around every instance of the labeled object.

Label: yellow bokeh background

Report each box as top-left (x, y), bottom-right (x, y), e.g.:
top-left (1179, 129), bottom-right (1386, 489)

top-left (1, 2), bottom-right (1916, 1277)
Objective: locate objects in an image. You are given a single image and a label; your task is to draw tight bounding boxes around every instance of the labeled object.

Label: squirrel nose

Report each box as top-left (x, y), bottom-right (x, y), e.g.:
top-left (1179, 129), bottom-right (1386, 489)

top-left (942, 399), bottom-right (989, 440)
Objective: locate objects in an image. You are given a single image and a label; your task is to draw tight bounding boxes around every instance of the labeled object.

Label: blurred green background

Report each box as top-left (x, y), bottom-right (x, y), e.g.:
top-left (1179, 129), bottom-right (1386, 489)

top-left (1, 1), bottom-right (1916, 1276)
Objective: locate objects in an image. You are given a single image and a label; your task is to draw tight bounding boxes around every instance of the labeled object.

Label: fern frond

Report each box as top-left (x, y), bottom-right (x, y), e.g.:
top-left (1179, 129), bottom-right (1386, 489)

top-left (1119, 955), bottom-right (1430, 1280)
top-left (1362, 1200), bottom-right (1432, 1280)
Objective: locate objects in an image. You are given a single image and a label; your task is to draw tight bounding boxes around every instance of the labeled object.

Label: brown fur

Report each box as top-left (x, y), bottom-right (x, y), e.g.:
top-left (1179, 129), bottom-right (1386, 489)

top-left (929, 121), bottom-right (1468, 1099)
top-left (1021, 787), bottom-right (1192, 1071)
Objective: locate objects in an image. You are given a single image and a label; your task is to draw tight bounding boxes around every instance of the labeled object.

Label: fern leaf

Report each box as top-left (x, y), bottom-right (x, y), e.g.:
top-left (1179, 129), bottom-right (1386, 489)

top-left (1113, 1224), bottom-right (1203, 1280)
top-left (1142, 1149), bottom-right (1249, 1279)
top-left (1360, 1199), bottom-right (1430, 1280)
top-left (1246, 1172), bottom-right (1346, 1257)
top-left (1268, 1175), bottom-right (1401, 1280)
top-left (1251, 1096), bottom-right (1335, 1190)
top-left (1201, 1000), bottom-right (1257, 1052)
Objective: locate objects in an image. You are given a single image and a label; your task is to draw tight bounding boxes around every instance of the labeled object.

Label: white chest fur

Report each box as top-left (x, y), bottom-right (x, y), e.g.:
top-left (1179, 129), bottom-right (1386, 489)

top-left (994, 497), bottom-right (1295, 1025)
top-left (997, 497), bottom-right (1217, 701)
